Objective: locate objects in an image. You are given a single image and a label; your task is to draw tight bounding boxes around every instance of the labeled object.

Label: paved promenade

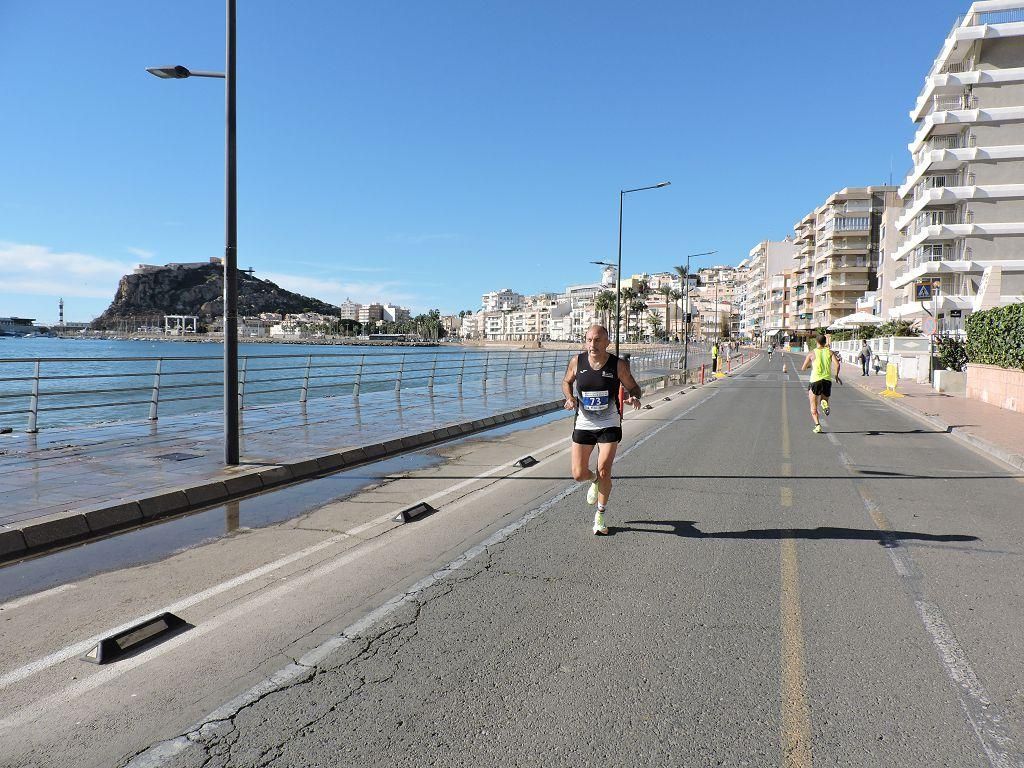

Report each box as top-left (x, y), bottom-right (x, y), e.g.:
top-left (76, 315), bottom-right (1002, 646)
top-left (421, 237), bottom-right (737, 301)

top-left (0, 353), bottom-right (714, 562)
top-left (3, 352), bottom-right (1023, 767)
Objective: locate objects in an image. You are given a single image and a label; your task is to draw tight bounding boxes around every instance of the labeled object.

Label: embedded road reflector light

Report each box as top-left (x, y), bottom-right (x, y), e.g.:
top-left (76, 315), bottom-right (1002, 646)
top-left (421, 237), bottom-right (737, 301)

top-left (514, 455), bottom-right (538, 468)
top-left (393, 501), bottom-right (436, 523)
top-left (663, 397), bottom-right (671, 401)
top-left (643, 404), bottom-right (654, 410)
top-left (81, 612), bottom-right (190, 664)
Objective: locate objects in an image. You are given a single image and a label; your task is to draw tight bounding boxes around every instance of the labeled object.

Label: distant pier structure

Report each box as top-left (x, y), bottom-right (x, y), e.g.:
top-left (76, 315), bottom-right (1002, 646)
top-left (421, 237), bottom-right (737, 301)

top-left (58, 298), bottom-right (64, 332)
top-left (164, 315), bottom-right (199, 335)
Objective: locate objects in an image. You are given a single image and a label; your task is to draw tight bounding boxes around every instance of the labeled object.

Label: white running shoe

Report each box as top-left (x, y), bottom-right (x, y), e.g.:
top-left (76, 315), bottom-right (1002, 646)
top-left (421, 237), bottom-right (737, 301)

top-left (593, 510), bottom-right (608, 535)
top-left (586, 479), bottom-right (599, 505)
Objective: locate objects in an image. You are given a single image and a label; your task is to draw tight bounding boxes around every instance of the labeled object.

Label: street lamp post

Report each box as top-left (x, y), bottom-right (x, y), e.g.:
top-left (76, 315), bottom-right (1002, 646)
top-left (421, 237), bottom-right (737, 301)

top-left (613, 182), bottom-right (670, 357)
top-left (678, 249), bottom-right (717, 379)
top-left (147, 0), bottom-right (239, 465)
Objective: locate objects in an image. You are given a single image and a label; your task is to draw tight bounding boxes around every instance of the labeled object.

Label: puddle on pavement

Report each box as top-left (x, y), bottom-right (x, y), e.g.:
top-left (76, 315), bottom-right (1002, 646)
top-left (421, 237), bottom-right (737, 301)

top-left (0, 409), bottom-right (572, 602)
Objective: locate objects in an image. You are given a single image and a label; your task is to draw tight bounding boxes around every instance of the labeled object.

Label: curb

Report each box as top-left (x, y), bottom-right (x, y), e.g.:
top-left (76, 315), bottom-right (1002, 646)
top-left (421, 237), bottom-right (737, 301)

top-left (852, 381), bottom-right (1024, 472)
top-left (0, 370), bottom-right (685, 565)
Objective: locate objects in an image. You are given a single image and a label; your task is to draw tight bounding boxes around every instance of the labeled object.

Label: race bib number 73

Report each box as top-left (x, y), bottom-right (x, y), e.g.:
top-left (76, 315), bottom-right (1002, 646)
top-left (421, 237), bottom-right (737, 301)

top-left (581, 390), bottom-right (609, 411)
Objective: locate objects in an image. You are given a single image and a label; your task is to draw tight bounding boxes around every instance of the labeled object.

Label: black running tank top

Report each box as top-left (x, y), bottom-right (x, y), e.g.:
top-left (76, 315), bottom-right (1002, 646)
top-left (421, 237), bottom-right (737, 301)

top-left (574, 352), bottom-right (621, 429)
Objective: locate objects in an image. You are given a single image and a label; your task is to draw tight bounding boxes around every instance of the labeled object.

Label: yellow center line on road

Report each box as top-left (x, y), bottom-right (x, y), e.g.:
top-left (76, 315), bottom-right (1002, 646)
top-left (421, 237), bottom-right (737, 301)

top-left (780, 538), bottom-right (813, 767)
top-left (779, 369), bottom-right (813, 768)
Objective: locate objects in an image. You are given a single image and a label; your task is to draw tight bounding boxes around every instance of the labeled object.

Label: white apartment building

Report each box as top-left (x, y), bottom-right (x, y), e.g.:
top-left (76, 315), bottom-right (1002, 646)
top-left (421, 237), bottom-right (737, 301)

top-left (481, 289), bottom-right (525, 312)
top-left (892, 0), bottom-right (1024, 324)
top-left (740, 239), bottom-right (797, 342)
top-left (338, 298), bottom-right (361, 321)
top-left (382, 304), bottom-right (411, 323)
top-left (790, 211), bottom-right (817, 334)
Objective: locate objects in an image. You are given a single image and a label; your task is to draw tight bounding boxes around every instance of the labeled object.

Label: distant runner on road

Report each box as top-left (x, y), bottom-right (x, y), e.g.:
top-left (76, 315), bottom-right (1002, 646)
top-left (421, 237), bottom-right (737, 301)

top-left (563, 324), bottom-right (643, 535)
top-left (801, 333), bottom-right (842, 433)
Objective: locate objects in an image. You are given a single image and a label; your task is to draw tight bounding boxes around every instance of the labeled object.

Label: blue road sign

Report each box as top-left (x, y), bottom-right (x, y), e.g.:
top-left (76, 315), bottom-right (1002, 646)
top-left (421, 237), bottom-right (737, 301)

top-left (915, 282), bottom-right (933, 300)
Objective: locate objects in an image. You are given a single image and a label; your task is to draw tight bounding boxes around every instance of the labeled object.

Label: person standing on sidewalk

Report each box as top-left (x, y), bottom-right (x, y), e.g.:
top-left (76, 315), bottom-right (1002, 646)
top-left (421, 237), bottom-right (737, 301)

top-left (858, 340), bottom-right (872, 376)
top-left (563, 324), bottom-right (643, 535)
top-left (801, 333), bottom-right (842, 434)
top-left (711, 341), bottom-right (719, 373)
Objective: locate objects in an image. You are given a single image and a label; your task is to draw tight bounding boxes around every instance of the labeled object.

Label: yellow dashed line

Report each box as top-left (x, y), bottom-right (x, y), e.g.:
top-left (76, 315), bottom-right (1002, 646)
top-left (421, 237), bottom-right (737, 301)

top-left (780, 537), bottom-right (813, 767)
top-left (781, 487), bottom-right (793, 507)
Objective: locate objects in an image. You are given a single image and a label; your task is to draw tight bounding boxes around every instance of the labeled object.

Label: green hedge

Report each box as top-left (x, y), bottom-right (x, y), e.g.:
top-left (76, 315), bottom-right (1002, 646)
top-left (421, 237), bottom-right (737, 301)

top-left (966, 302), bottom-right (1024, 370)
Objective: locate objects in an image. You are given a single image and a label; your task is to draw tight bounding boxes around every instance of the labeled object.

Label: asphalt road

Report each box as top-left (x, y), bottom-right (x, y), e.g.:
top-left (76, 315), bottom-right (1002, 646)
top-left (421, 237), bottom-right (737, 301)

top-left (2, 351), bottom-right (1022, 767)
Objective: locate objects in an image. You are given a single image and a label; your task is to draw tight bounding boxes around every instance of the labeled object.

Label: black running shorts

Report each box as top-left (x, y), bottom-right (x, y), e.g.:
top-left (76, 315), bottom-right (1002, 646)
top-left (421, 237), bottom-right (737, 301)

top-left (808, 380), bottom-right (832, 397)
top-left (572, 426), bottom-right (622, 445)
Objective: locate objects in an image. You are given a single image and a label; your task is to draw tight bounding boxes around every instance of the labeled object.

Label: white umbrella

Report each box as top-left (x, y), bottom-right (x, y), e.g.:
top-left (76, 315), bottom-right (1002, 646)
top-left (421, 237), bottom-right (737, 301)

top-left (838, 311), bottom-right (883, 326)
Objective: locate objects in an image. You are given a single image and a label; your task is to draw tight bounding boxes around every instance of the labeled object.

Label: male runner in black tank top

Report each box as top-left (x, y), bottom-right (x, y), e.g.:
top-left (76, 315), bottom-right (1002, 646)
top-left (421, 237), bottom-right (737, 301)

top-left (562, 324), bottom-right (643, 534)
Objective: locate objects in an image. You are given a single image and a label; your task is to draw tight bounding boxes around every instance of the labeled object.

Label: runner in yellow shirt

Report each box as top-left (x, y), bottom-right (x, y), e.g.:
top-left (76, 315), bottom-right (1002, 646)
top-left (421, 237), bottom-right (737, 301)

top-left (800, 333), bottom-right (843, 434)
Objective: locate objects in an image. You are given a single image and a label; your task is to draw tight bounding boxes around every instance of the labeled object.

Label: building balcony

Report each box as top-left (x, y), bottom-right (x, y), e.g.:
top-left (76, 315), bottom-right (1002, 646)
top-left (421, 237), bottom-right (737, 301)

top-left (895, 220), bottom-right (1024, 260)
top-left (902, 143), bottom-right (1024, 196)
top-left (896, 183), bottom-right (1024, 230)
top-left (910, 104), bottom-right (1024, 155)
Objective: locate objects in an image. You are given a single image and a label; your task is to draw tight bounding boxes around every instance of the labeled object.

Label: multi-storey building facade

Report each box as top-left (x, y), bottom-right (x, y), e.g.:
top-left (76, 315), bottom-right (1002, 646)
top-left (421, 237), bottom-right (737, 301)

top-left (790, 211), bottom-right (817, 334)
top-left (784, 188), bottom-right (895, 334)
top-left (741, 240), bottom-right (797, 341)
top-left (893, 0), bottom-right (1024, 323)
top-left (481, 289), bottom-right (525, 312)
top-left (338, 298), bottom-right (361, 321)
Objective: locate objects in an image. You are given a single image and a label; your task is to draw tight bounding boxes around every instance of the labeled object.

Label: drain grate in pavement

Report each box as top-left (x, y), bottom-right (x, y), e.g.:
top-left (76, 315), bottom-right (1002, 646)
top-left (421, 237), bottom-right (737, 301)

top-left (154, 452), bottom-right (203, 461)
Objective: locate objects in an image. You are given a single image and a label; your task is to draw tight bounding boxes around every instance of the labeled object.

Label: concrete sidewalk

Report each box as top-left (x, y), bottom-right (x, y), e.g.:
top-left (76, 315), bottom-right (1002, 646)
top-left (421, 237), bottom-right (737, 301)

top-left (0, 357), bottom-right (724, 563)
top-left (847, 370), bottom-right (1024, 471)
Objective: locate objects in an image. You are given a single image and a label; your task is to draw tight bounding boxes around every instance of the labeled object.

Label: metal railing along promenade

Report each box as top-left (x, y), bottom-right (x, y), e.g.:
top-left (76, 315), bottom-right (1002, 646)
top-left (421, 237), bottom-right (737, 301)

top-left (0, 346), bottom-right (686, 433)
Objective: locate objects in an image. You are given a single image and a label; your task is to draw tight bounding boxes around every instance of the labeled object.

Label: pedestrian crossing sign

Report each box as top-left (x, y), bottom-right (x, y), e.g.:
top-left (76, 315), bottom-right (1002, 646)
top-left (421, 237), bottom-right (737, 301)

top-left (915, 281), bottom-right (933, 300)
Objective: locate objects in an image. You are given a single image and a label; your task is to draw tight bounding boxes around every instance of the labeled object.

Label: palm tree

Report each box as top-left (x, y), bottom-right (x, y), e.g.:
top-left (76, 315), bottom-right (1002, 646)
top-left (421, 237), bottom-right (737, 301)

top-left (659, 286), bottom-right (673, 341)
top-left (670, 289), bottom-right (682, 340)
top-left (647, 310), bottom-right (663, 340)
top-left (619, 287), bottom-right (637, 344)
top-left (594, 290), bottom-right (616, 331)
top-left (673, 265), bottom-right (690, 340)
top-left (629, 299), bottom-right (647, 342)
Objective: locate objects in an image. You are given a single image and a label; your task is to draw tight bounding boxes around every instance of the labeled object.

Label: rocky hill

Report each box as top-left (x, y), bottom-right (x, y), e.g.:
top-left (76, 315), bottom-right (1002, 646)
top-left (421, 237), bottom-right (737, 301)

top-left (92, 263), bottom-right (340, 328)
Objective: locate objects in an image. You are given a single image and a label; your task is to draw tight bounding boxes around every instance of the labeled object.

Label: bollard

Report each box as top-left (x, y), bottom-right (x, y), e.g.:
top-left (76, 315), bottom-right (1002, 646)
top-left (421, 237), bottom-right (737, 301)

top-left (27, 360), bottom-right (41, 433)
top-left (148, 358), bottom-right (163, 421)
top-left (700, 363), bottom-right (705, 385)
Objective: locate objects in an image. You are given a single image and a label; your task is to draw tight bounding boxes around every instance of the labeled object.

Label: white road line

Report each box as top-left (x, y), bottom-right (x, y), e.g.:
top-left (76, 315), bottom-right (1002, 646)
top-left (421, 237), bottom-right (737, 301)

top-left (0, 377), bottom-right (712, 694)
top-left (915, 601), bottom-right (1022, 768)
top-left (122, 386), bottom-right (722, 768)
top-left (826, 429), bottom-right (1023, 767)
top-left (0, 583), bottom-right (76, 613)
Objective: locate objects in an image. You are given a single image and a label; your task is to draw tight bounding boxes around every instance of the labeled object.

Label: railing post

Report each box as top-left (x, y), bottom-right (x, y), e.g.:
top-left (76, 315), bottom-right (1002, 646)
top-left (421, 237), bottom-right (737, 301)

top-left (300, 355), bottom-right (312, 404)
top-left (238, 356), bottom-right (248, 410)
top-left (27, 361), bottom-right (40, 433)
top-left (148, 358), bottom-right (163, 421)
top-left (483, 351), bottom-right (490, 390)
top-left (395, 354), bottom-right (405, 392)
top-left (504, 351), bottom-right (512, 380)
top-left (353, 354), bottom-right (364, 397)
top-left (458, 352), bottom-right (467, 394)
top-left (428, 353), bottom-right (437, 394)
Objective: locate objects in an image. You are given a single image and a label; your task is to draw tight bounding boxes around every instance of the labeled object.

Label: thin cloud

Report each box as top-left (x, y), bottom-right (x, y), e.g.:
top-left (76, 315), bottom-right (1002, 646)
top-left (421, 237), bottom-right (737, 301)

top-left (126, 246), bottom-right (156, 259)
top-left (260, 271), bottom-right (420, 307)
top-left (0, 242), bottom-right (134, 299)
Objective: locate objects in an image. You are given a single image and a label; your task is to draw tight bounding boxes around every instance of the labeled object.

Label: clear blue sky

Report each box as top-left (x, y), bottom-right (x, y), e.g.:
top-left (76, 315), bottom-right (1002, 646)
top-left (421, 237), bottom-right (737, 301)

top-left (1, 0), bottom-right (968, 323)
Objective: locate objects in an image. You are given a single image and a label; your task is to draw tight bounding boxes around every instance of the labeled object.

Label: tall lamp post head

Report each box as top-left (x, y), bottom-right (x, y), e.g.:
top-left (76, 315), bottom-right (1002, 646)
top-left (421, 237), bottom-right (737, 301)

top-left (146, 65), bottom-right (191, 79)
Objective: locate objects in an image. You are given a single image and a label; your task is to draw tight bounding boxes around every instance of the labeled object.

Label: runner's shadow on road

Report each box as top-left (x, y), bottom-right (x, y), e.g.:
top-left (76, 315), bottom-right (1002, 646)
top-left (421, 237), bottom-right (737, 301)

top-left (825, 429), bottom-right (950, 435)
top-left (611, 520), bottom-right (978, 545)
